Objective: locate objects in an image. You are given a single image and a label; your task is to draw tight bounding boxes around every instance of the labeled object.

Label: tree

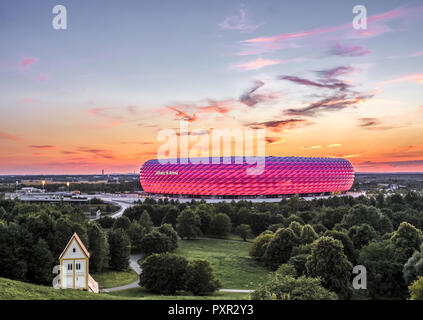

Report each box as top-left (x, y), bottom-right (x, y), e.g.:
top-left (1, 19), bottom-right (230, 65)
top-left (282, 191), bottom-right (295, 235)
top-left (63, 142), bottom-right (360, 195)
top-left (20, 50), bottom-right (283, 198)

top-left (140, 253), bottom-right (188, 294)
top-left (288, 221), bottom-right (302, 239)
top-left (176, 209), bottom-right (202, 239)
top-left (324, 230), bottom-right (356, 264)
top-left (157, 224), bottom-right (178, 251)
top-left (236, 224), bottom-right (252, 241)
top-left (403, 244), bottom-right (423, 285)
top-left (140, 231), bottom-right (171, 255)
top-left (250, 273), bottom-right (337, 300)
top-left (113, 216), bottom-right (131, 231)
top-left (300, 224), bottom-right (318, 245)
top-left (341, 204), bottom-right (392, 235)
top-left (209, 213), bottom-right (232, 237)
top-left (358, 240), bottom-right (408, 299)
top-left (108, 228), bottom-right (131, 271)
top-left (288, 254), bottom-right (309, 276)
top-left (196, 207), bottom-right (213, 234)
top-left (306, 236), bottom-right (353, 299)
top-left (276, 264), bottom-right (297, 277)
top-left (348, 224), bottom-right (378, 250)
top-left (127, 221), bottom-right (145, 253)
top-left (263, 228), bottom-right (297, 269)
top-left (87, 222), bottom-right (109, 273)
top-left (139, 210), bottom-right (153, 232)
top-left (97, 216), bottom-right (115, 229)
top-left (250, 231), bottom-right (274, 261)
top-left (27, 239), bottom-right (54, 285)
top-left (185, 259), bottom-right (220, 295)
top-left (390, 222), bottom-right (423, 259)
top-left (409, 276), bottom-right (423, 300)
top-left (161, 207), bottom-right (179, 228)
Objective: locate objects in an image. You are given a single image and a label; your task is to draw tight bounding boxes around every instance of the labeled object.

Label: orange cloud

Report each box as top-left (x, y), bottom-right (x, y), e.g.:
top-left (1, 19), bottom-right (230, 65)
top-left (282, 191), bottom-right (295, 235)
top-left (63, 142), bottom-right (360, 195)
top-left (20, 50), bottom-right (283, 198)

top-left (0, 131), bottom-right (21, 142)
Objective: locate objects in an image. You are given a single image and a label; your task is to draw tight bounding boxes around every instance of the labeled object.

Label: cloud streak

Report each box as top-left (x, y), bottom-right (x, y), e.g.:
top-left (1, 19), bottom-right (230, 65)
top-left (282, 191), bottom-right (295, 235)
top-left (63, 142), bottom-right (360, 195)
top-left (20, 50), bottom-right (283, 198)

top-left (219, 6), bottom-right (262, 33)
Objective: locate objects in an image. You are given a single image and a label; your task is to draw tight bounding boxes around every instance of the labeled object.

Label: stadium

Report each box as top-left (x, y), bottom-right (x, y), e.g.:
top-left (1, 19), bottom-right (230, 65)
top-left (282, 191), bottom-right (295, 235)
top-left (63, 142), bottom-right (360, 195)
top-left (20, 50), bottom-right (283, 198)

top-left (139, 156), bottom-right (355, 198)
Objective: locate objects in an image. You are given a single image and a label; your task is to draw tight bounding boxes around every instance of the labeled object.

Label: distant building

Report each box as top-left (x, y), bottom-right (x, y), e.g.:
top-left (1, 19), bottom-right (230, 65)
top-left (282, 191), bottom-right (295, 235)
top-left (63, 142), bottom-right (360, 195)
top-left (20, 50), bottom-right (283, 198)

top-left (59, 233), bottom-right (98, 293)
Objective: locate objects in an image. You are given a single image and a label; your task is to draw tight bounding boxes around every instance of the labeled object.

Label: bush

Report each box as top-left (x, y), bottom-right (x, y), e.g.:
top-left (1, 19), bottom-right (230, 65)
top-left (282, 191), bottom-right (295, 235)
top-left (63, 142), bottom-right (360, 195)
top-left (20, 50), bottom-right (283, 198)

top-left (140, 253), bottom-right (188, 294)
top-left (185, 259), bottom-right (221, 295)
top-left (140, 231), bottom-right (172, 255)
top-left (276, 264), bottom-right (297, 277)
top-left (250, 274), bottom-right (337, 300)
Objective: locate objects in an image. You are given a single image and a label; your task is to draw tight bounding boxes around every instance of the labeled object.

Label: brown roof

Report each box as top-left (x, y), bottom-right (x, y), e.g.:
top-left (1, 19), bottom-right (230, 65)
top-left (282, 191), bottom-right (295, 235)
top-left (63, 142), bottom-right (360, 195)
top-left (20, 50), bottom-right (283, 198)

top-left (59, 232), bottom-right (90, 259)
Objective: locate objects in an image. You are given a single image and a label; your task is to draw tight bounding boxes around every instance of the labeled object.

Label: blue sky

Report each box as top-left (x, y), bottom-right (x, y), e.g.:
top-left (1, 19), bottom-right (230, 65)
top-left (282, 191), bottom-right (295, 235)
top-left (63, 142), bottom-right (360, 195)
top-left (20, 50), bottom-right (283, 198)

top-left (0, 0), bottom-right (422, 173)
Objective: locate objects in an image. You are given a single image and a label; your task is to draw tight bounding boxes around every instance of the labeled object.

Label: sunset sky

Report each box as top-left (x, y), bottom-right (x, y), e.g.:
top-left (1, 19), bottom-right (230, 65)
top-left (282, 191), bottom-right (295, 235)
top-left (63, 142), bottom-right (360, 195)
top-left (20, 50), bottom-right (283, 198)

top-left (1, 0), bottom-right (422, 174)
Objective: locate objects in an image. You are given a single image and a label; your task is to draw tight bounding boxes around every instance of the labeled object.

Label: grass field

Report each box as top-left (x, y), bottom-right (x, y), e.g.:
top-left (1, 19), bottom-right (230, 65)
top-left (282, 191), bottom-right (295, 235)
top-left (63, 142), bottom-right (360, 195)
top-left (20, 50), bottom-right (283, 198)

top-left (107, 287), bottom-right (250, 300)
top-left (176, 238), bottom-right (271, 289)
top-left (0, 277), bottom-right (121, 300)
top-left (0, 277), bottom-right (249, 300)
top-left (91, 269), bottom-right (139, 289)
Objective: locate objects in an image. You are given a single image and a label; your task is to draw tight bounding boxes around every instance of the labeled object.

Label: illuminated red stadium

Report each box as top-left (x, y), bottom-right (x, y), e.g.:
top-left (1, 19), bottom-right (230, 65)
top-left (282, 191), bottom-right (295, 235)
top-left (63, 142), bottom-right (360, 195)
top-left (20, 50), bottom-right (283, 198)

top-left (139, 156), bottom-right (355, 196)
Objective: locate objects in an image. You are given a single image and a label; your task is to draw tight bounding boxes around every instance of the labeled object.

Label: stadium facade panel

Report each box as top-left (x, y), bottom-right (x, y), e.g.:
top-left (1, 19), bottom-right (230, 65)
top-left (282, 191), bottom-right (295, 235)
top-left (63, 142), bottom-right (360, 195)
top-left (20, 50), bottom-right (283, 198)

top-left (139, 156), bottom-right (355, 196)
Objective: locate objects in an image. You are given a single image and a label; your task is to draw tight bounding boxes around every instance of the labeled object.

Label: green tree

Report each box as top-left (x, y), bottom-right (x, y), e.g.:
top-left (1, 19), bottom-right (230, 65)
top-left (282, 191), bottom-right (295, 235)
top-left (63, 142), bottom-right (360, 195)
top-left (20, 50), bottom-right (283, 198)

top-left (27, 239), bottom-right (54, 285)
top-left (390, 222), bottom-right (423, 258)
top-left (300, 224), bottom-right (318, 245)
top-left (209, 213), bottom-right (232, 237)
top-left (288, 221), bottom-right (302, 239)
top-left (140, 230), bottom-right (171, 255)
top-left (161, 207), bottom-right (179, 228)
top-left (341, 204), bottom-right (392, 235)
top-left (157, 223), bottom-right (178, 251)
top-left (348, 224), bottom-right (378, 249)
top-left (127, 221), bottom-right (146, 253)
top-left (409, 276), bottom-right (423, 300)
top-left (276, 264), bottom-right (297, 277)
top-left (358, 240), bottom-right (408, 299)
top-left (108, 228), bottom-right (131, 271)
top-left (113, 216), bottom-right (131, 231)
top-left (139, 210), bottom-right (153, 232)
top-left (324, 230), bottom-right (357, 264)
top-left (306, 236), bottom-right (353, 299)
top-left (185, 259), bottom-right (220, 295)
top-left (250, 231), bottom-right (274, 261)
top-left (288, 254), bottom-right (309, 276)
top-left (236, 224), bottom-right (252, 241)
top-left (263, 228), bottom-right (297, 269)
top-left (140, 253), bottom-right (188, 294)
top-left (403, 243), bottom-right (423, 285)
top-left (87, 222), bottom-right (109, 273)
top-left (98, 216), bottom-right (115, 229)
top-left (176, 209), bottom-right (202, 239)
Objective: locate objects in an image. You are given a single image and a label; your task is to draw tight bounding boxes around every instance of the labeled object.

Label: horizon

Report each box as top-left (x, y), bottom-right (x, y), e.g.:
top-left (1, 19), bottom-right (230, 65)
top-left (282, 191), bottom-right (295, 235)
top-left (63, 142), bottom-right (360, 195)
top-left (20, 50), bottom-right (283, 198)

top-left (1, 0), bottom-right (423, 174)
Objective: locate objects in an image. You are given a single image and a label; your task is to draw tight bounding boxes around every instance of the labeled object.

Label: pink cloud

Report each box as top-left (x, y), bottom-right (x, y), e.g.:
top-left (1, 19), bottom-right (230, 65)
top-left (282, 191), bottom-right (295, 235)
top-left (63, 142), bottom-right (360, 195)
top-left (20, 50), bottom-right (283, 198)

top-left (233, 57), bottom-right (284, 71)
top-left (219, 6), bottom-right (262, 33)
top-left (20, 57), bottom-right (38, 67)
top-left (329, 42), bottom-right (371, 57)
top-left (382, 73), bottom-right (423, 85)
top-left (240, 6), bottom-right (421, 54)
top-left (36, 75), bottom-right (47, 83)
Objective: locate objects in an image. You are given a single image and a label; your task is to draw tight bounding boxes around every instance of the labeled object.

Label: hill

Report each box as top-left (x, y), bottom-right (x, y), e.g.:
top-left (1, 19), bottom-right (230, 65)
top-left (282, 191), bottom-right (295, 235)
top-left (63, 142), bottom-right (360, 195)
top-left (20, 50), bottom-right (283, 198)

top-left (0, 277), bottom-right (120, 300)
